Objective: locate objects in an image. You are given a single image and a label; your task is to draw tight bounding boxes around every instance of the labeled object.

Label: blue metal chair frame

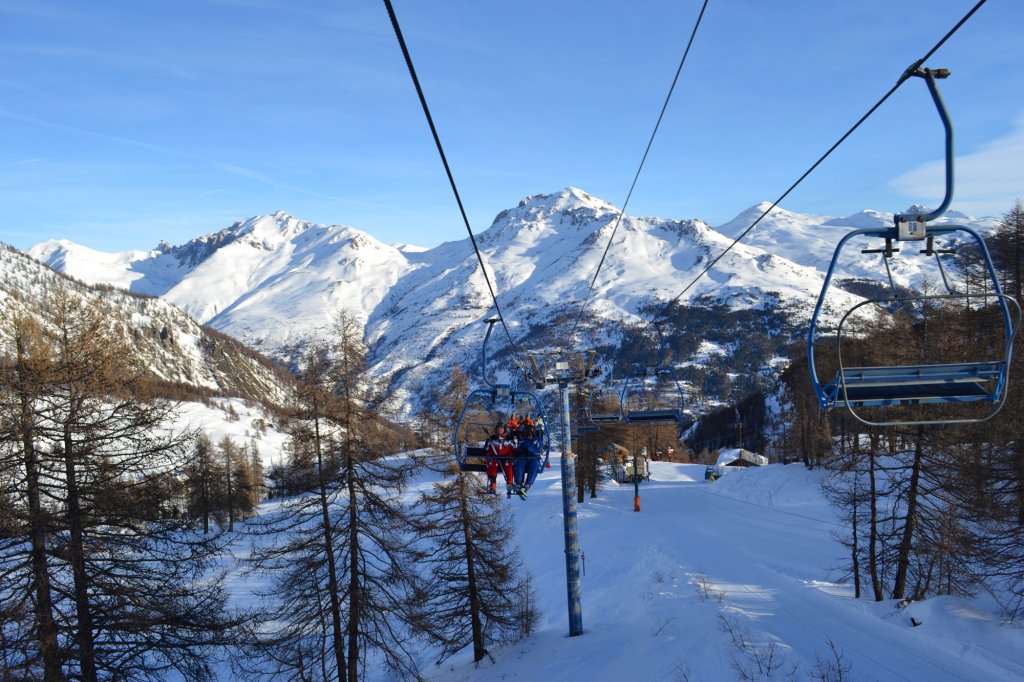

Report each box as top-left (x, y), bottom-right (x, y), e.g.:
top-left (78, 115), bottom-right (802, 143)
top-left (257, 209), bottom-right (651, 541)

top-left (807, 67), bottom-right (1018, 426)
top-left (580, 388), bottom-right (621, 425)
top-left (453, 320), bottom-right (550, 472)
top-left (619, 365), bottom-right (686, 434)
top-left (615, 321), bottom-right (688, 434)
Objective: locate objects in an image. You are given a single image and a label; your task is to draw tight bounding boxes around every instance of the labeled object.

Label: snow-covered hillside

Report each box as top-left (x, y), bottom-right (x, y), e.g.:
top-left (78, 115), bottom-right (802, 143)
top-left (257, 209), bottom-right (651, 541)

top-left (26, 188), bottom-right (999, 407)
top-left (217, 457), bottom-right (1024, 681)
top-left (30, 212), bottom-right (414, 358)
top-left (176, 397), bottom-right (289, 467)
top-left (717, 201), bottom-right (998, 289)
top-left (1, 243), bottom-right (291, 405)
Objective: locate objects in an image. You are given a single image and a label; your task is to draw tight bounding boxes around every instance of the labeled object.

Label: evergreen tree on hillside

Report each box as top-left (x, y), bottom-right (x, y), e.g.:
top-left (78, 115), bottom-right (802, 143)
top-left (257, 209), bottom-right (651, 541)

top-left (0, 287), bottom-right (236, 681)
top-left (241, 314), bottom-right (421, 681)
top-left (247, 439), bottom-right (264, 501)
top-left (327, 313), bottom-right (421, 679)
top-left (220, 435), bottom-right (258, 530)
top-left (0, 312), bottom-right (62, 680)
top-left (989, 199), bottom-right (1024, 303)
top-left (240, 348), bottom-right (349, 681)
top-left (184, 432), bottom-right (217, 534)
top-left (412, 469), bottom-right (538, 664)
top-left (416, 366), bottom-right (470, 450)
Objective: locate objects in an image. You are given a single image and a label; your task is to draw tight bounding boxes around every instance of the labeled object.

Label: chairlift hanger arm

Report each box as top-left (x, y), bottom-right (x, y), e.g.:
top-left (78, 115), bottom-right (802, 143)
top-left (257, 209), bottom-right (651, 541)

top-left (810, 67), bottom-right (965, 411)
top-left (911, 68), bottom-right (953, 223)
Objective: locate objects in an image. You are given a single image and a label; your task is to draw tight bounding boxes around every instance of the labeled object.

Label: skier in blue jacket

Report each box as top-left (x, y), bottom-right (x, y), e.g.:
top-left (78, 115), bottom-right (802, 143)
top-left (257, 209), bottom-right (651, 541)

top-left (513, 426), bottom-right (543, 498)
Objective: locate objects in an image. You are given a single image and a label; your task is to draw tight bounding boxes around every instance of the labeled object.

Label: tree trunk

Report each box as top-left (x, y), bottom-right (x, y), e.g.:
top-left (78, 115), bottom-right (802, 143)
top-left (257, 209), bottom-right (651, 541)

top-left (225, 446), bottom-right (235, 532)
top-left (346, 453), bottom-right (360, 682)
top-left (892, 428), bottom-right (925, 600)
top-left (458, 472), bottom-right (486, 662)
top-left (64, 421), bottom-right (98, 682)
top-left (19, 392), bottom-right (61, 680)
top-left (201, 449), bottom-right (210, 535)
top-left (851, 489), bottom-right (861, 600)
top-left (313, 407), bottom-right (347, 681)
top-left (576, 453), bottom-right (585, 503)
top-left (868, 434), bottom-right (883, 601)
top-left (843, 421), bottom-right (861, 600)
top-left (1015, 438), bottom-right (1024, 527)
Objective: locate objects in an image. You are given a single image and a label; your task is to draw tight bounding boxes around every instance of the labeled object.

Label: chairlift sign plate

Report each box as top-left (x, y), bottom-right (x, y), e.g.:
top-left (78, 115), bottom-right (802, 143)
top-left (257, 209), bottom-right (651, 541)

top-left (897, 216), bottom-right (926, 241)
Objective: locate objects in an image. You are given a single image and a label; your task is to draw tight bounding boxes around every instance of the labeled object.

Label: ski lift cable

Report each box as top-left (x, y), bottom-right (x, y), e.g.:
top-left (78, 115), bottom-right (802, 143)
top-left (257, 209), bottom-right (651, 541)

top-left (383, 0), bottom-right (527, 372)
top-left (565, 0), bottom-right (711, 345)
top-left (641, 0), bottom-right (989, 334)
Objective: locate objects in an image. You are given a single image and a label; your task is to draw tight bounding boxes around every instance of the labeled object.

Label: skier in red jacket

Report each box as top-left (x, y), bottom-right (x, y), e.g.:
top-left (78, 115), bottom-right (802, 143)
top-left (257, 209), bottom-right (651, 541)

top-left (484, 423), bottom-right (516, 496)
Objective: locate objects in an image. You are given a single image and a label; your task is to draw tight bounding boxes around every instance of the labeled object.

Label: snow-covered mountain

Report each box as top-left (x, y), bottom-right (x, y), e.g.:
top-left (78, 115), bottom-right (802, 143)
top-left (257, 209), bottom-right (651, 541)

top-left (25, 187), bottom-right (998, 408)
top-left (1, 242), bottom-right (291, 405)
top-left (363, 189), bottom-right (864, 403)
top-left (716, 201), bottom-right (998, 289)
top-left (30, 212), bottom-right (413, 358)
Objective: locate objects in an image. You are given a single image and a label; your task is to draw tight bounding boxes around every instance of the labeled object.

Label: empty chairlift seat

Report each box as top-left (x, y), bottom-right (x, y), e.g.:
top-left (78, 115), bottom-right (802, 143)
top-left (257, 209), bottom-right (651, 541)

top-left (806, 67), bottom-right (1018, 426)
top-left (824, 361), bottom-right (1006, 408)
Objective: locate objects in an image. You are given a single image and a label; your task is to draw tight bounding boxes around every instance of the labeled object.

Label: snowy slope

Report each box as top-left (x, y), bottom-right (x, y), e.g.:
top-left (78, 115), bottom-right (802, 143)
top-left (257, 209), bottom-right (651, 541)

top-left (1, 243), bottom-right (290, 405)
top-left (214, 457), bottom-right (1024, 681)
top-left (715, 201), bottom-right (998, 290)
top-left (26, 239), bottom-right (165, 291)
top-left (426, 460), bottom-right (1024, 681)
top-left (175, 397), bottom-right (289, 468)
top-left (27, 187), bottom-right (999, 405)
top-left (30, 212), bottom-right (415, 357)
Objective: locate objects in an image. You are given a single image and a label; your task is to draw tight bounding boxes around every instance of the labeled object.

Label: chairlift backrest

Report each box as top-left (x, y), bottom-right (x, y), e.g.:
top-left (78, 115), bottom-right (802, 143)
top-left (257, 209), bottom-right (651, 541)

top-left (619, 364), bottom-right (686, 437)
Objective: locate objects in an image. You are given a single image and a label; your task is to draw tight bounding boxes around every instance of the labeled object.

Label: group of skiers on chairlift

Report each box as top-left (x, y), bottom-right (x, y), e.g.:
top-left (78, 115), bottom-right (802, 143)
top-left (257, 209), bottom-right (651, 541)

top-left (483, 414), bottom-right (545, 499)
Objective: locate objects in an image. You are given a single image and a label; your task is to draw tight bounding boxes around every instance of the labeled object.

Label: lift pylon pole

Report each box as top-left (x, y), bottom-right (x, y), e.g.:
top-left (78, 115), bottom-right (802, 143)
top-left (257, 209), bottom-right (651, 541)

top-left (557, 378), bottom-right (583, 636)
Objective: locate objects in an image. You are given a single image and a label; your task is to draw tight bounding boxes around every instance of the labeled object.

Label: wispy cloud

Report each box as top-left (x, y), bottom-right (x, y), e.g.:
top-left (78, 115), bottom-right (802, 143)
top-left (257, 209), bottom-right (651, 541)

top-left (890, 114), bottom-right (1024, 215)
top-left (0, 108), bottom-right (380, 207)
top-left (0, 2), bottom-right (82, 22)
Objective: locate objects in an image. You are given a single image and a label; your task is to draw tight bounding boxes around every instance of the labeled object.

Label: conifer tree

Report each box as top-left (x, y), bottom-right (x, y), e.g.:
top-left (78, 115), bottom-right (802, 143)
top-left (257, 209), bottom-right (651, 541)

top-left (218, 435), bottom-right (260, 530)
top-left (989, 199), bottom-right (1024, 303)
top-left (0, 312), bottom-right (61, 679)
top-left (0, 287), bottom-right (237, 680)
top-left (411, 468), bottom-right (537, 664)
top-left (185, 431), bottom-right (217, 533)
top-left (248, 439), bottom-right (264, 501)
top-left (242, 313), bottom-right (421, 681)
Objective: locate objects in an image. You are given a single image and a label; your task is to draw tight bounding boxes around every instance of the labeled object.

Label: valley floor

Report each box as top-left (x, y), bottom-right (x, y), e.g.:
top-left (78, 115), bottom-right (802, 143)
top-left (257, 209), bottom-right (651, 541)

top-left (422, 460), bottom-right (1024, 682)
top-left (213, 455), bottom-right (1024, 681)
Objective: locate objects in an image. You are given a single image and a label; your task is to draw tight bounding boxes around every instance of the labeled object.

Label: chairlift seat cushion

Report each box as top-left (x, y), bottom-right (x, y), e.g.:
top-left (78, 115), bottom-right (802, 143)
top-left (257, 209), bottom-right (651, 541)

top-left (590, 413), bottom-right (622, 423)
top-left (458, 462), bottom-right (490, 472)
top-left (625, 409), bottom-right (682, 424)
top-left (458, 445), bottom-right (518, 473)
top-left (459, 445), bottom-right (491, 473)
top-left (826, 361), bottom-right (1003, 407)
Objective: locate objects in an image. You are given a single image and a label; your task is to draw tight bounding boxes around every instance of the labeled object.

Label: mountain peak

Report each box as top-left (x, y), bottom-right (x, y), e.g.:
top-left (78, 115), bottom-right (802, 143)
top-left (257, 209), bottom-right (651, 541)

top-left (519, 187), bottom-right (617, 213)
top-left (824, 209), bottom-right (892, 228)
top-left (716, 202), bottom-right (826, 238)
top-left (240, 212), bottom-right (315, 242)
top-left (486, 187), bottom-right (619, 237)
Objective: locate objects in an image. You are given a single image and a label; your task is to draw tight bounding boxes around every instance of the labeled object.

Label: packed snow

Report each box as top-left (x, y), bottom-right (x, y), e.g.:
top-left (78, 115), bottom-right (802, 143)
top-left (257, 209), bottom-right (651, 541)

top-left (210, 453), bottom-right (1024, 681)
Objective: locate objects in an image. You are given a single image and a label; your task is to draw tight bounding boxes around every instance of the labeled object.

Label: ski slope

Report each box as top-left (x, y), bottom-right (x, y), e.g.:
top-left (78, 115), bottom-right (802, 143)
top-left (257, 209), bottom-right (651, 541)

top-left (412, 459), bottom-right (1024, 682)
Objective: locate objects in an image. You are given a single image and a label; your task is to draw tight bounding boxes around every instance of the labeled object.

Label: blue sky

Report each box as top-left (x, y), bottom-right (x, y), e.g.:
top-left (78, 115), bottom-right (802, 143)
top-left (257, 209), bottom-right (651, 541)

top-left (0, 0), bottom-right (1021, 253)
